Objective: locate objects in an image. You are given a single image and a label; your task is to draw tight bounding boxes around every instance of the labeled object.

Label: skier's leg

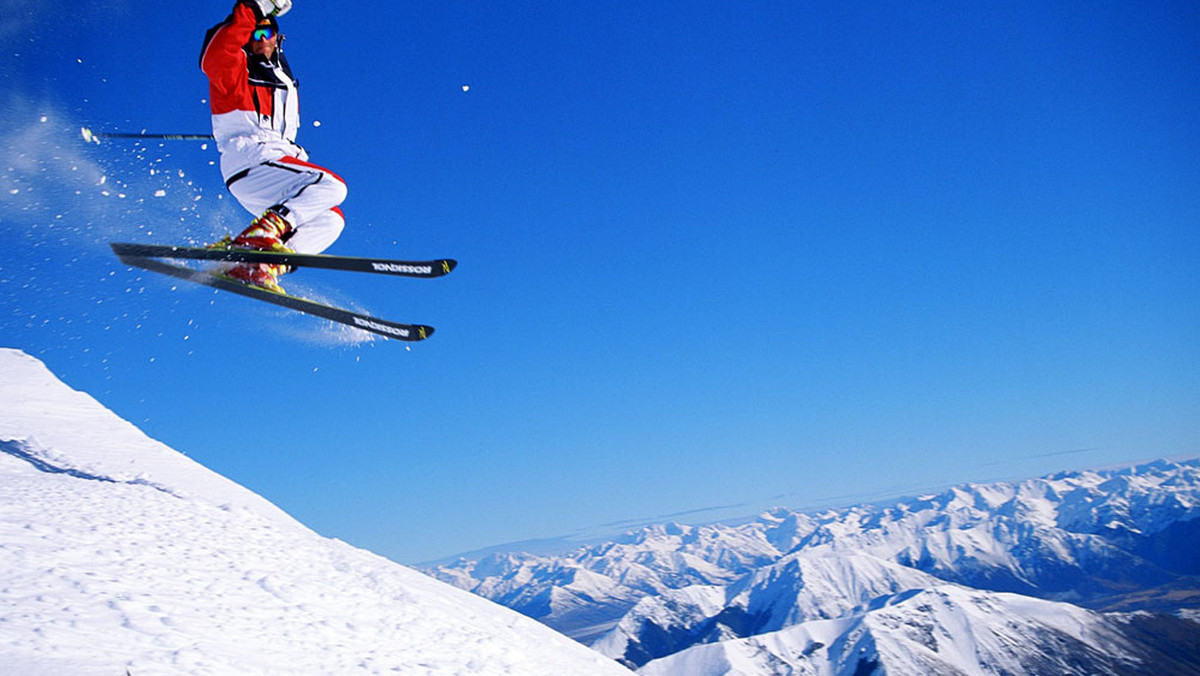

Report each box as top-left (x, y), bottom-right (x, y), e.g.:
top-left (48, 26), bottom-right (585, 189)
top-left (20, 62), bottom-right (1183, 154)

top-left (221, 158), bottom-right (348, 288)
top-left (267, 157), bottom-right (348, 240)
top-left (284, 206), bottom-right (345, 255)
top-left (226, 158), bottom-right (346, 230)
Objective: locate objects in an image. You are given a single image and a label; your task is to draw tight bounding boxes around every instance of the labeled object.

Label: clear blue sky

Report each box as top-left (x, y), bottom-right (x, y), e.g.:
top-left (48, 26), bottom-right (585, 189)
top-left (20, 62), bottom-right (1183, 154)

top-left (2, 1), bottom-right (1198, 564)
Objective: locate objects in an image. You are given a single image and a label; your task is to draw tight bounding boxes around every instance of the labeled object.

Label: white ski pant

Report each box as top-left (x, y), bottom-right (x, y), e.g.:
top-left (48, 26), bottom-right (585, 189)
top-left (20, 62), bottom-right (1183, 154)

top-left (226, 156), bottom-right (347, 254)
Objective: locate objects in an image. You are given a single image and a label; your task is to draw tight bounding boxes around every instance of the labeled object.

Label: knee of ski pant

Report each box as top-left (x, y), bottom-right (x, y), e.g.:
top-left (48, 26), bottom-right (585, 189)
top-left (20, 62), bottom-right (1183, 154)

top-left (328, 206), bottom-right (346, 237)
top-left (286, 208), bottom-right (345, 254)
top-left (326, 174), bottom-right (348, 206)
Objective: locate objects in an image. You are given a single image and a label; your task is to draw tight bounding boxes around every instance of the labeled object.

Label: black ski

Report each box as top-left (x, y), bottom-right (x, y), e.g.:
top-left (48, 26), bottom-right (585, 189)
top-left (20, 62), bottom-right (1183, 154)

top-left (117, 255), bottom-right (434, 341)
top-left (110, 242), bottom-right (456, 279)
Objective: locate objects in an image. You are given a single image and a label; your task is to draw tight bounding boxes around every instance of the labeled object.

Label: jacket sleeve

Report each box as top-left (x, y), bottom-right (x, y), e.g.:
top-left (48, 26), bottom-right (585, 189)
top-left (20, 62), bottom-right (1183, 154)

top-left (199, 3), bottom-right (259, 114)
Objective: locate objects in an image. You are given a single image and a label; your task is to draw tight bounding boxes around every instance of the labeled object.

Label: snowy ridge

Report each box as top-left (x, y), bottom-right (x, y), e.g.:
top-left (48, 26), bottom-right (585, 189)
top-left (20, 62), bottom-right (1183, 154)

top-left (429, 459), bottom-right (1200, 674)
top-left (431, 521), bottom-right (781, 643)
top-left (0, 349), bottom-right (292, 520)
top-left (0, 349), bottom-right (631, 675)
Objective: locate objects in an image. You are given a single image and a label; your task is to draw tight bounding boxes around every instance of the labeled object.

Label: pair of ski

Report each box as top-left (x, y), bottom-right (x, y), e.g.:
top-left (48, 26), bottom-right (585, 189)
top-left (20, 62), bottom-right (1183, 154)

top-left (111, 242), bottom-right (456, 342)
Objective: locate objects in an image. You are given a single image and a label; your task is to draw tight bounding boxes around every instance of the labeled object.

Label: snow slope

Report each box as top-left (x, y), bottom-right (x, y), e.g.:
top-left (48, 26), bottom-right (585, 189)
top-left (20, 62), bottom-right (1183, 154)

top-left (0, 348), bottom-right (632, 675)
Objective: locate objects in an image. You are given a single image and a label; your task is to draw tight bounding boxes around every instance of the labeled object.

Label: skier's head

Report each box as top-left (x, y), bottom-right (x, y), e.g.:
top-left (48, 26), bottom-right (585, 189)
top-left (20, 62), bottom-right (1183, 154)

top-left (248, 16), bottom-right (281, 59)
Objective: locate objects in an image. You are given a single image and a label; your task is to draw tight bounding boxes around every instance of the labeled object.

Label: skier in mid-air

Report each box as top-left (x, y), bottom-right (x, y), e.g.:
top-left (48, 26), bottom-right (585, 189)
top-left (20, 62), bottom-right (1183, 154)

top-left (200, 0), bottom-right (346, 293)
top-left (109, 0), bottom-right (450, 340)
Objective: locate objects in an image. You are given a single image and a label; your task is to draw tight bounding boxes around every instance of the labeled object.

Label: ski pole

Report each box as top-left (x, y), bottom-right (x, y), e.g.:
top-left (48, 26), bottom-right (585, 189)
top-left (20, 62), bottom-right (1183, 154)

top-left (81, 127), bottom-right (214, 144)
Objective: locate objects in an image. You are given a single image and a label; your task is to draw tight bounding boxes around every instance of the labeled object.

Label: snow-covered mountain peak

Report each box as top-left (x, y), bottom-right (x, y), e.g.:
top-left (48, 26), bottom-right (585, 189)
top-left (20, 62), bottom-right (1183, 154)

top-left (637, 584), bottom-right (1146, 676)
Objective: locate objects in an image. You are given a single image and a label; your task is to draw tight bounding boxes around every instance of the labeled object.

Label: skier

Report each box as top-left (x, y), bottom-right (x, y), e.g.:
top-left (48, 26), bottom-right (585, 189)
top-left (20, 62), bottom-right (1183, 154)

top-left (200, 0), bottom-right (346, 293)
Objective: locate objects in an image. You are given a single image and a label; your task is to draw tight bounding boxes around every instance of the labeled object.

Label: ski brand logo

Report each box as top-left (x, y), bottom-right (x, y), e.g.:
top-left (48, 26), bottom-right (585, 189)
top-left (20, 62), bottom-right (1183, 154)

top-left (372, 262), bottom-right (434, 275)
top-left (353, 316), bottom-right (411, 338)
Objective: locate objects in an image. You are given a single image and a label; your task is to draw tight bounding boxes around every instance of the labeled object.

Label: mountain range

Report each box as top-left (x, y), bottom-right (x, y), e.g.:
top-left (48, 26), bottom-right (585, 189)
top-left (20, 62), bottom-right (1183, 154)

top-left (428, 458), bottom-right (1200, 674)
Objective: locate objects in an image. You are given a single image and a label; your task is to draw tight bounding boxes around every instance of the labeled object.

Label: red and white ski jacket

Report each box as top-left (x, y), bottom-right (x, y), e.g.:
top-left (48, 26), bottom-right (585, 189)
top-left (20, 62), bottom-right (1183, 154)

top-left (200, 3), bottom-right (306, 182)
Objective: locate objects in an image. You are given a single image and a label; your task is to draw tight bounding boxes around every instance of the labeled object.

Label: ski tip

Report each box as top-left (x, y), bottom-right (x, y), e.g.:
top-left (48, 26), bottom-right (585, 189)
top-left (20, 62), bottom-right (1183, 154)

top-left (110, 242), bottom-right (186, 258)
top-left (441, 259), bottom-right (458, 275)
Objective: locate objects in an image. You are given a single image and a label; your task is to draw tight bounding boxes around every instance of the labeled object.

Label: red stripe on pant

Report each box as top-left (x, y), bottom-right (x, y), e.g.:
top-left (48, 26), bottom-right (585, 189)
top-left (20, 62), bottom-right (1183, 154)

top-left (276, 155), bottom-right (347, 186)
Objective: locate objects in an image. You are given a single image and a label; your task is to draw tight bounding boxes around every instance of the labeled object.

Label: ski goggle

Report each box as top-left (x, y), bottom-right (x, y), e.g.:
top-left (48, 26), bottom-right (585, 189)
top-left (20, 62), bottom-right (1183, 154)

top-left (251, 26), bottom-right (276, 41)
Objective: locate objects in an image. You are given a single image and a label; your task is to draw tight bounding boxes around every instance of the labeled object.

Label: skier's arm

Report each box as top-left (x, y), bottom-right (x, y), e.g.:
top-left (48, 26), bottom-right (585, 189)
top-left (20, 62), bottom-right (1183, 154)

top-left (199, 4), bottom-right (259, 109)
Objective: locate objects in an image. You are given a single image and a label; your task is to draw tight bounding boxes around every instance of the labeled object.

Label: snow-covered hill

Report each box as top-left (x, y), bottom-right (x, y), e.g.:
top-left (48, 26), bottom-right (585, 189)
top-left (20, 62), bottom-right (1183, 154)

top-left (429, 458), bottom-right (1200, 674)
top-left (637, 585), bottom-right (1200, 676)
top-left (0, 348), bottom-right (632, 675)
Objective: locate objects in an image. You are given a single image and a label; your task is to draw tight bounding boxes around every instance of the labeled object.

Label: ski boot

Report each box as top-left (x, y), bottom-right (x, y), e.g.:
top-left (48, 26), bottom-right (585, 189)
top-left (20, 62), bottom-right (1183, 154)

top-left (215, 208), bottom-right (296, 293)
top-left (219, 262), bottom-right (290, 295)
top-left (209, 207), bottom-right (295, 252)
